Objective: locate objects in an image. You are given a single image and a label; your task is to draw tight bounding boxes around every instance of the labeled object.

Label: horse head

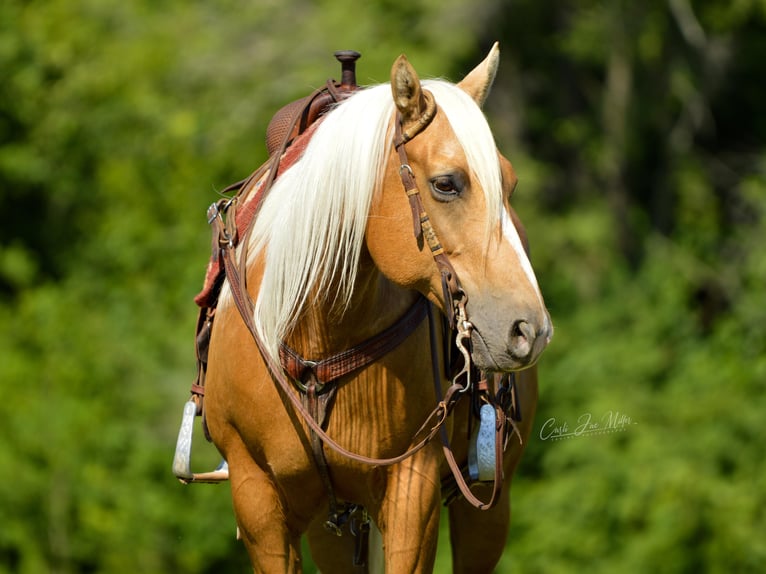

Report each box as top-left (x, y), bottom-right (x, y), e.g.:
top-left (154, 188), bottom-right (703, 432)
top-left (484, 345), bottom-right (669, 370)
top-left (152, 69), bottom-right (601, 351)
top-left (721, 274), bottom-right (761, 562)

top-left (366, 43), bottom-right (552, 371)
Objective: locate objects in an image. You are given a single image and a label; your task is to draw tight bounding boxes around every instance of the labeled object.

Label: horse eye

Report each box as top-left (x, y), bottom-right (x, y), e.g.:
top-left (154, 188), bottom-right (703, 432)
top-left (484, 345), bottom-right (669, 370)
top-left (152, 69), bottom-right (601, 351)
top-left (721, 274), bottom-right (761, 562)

top-left (430, 175), bottom-right (461, 199)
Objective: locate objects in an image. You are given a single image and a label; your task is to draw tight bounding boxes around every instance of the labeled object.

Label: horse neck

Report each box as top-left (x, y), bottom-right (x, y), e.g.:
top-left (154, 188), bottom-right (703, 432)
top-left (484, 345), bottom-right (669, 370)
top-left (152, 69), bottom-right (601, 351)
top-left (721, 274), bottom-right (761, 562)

top-left (283, 256), bottom-right (420, 361)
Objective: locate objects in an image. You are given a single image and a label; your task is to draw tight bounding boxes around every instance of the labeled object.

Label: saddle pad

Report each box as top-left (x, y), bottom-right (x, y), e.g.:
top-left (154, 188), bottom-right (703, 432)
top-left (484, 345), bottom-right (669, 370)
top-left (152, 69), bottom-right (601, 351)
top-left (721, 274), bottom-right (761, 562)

top-left (194, 121), bottom-right (322, 308)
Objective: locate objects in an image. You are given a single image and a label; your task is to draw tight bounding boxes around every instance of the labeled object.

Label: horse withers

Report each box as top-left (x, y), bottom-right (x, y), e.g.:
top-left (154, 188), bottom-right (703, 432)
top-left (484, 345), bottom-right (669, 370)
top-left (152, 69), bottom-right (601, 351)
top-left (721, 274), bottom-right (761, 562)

top-left (194, 44), bottom-right (551, 572)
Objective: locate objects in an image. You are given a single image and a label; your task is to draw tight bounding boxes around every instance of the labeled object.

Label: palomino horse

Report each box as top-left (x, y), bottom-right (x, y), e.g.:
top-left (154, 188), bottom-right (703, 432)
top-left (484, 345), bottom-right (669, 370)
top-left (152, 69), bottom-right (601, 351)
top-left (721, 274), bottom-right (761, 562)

top-left (201, 44), bottom-right (551, 572)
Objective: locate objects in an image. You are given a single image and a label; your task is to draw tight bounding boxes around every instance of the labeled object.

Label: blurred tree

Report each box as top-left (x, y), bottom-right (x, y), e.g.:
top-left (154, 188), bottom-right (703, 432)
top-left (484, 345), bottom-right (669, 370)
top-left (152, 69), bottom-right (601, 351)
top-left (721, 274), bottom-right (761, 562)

top-left (1, 0), bottom-right (764, 572)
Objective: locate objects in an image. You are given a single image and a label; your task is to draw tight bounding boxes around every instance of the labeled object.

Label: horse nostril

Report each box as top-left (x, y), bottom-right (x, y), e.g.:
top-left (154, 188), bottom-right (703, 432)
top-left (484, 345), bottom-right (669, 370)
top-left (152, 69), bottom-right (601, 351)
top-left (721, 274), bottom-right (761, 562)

top-left (509, 320), bottom-right (535, 360)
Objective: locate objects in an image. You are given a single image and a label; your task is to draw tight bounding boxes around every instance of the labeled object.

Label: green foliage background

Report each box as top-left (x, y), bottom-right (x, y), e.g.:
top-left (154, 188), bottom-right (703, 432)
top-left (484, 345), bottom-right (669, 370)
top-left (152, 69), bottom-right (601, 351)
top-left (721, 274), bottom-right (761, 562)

top-left (1, 0), bottom-right (764, 572)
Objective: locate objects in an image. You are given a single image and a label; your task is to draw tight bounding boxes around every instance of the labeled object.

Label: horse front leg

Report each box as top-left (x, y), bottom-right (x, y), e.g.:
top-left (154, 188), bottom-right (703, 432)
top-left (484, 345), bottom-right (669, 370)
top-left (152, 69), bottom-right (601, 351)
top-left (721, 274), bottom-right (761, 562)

top-left (448, 483), bottom-right (511, 574)
top-left (226, 438), bottom-right (304, 573)
top-left (449, 366), bottom-right (539, 573)
top-left (305, 514), bottom-right (363, 574)
top-left (376, 445), bottom-right (442, 573)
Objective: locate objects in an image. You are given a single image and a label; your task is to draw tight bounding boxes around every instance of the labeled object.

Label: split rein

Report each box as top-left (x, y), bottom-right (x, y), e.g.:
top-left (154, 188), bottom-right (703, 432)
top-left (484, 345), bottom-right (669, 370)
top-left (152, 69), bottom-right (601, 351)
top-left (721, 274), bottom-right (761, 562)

top-left (215, 92), bottom-right (515, 511)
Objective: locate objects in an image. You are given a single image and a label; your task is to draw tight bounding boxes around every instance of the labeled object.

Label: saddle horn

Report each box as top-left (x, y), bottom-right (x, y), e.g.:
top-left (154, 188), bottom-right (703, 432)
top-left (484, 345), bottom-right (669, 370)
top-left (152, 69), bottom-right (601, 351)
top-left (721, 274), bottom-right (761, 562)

top-left (335, 49), bottom-right (361, 89)
top-left (265, 50), bottom-right (362, 156)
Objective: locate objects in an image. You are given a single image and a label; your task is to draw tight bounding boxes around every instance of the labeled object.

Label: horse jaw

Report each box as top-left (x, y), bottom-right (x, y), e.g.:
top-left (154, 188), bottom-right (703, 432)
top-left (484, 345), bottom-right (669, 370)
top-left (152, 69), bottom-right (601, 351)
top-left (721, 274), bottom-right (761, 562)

top-left (456, 42), bottom-right (500, 108)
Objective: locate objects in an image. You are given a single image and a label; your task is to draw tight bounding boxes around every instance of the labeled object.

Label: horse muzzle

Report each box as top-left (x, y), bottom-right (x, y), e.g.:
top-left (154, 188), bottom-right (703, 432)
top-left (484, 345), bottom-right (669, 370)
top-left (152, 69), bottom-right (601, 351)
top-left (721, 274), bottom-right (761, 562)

top-left (469, 311), bottom-right (552, 372)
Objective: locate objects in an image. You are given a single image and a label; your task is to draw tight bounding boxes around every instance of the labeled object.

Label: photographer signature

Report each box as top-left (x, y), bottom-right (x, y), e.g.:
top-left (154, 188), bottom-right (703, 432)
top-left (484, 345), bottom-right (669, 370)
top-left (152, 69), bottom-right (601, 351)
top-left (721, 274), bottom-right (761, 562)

top-left (539, 411), bottom-right (638, 441)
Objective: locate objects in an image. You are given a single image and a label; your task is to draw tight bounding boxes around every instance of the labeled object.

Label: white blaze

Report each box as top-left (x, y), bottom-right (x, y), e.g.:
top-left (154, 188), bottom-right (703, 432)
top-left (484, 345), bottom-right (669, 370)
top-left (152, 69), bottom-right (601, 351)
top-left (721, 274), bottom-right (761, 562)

top-left (501, 209), bottom-right (546, 311)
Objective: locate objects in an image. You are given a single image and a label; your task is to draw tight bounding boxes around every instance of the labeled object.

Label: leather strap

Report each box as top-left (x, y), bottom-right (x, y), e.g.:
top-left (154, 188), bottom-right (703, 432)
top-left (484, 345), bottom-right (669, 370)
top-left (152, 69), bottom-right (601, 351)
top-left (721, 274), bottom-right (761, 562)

top-left (279, 297), bottom-right (428, 389)
top-left (426, 305), bottom-right (505, 510)
top-left (393, 109), bottom-right (466, 331)
top-left (301, 375), bottom-right (344, 533)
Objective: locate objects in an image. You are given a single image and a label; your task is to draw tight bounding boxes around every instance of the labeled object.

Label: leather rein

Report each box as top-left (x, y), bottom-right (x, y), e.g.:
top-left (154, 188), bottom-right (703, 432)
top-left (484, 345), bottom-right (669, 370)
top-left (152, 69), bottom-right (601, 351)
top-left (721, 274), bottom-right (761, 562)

top-left (212, 90), bottom-right (516, 512)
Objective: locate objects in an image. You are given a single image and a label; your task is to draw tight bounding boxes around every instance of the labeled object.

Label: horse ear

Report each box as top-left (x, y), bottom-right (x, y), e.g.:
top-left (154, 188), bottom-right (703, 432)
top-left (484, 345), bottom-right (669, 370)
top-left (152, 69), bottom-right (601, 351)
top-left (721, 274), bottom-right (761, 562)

top-left (457, 42), bottom-right (500, 108)
top-left (391, 54), bottom-right (426, 123)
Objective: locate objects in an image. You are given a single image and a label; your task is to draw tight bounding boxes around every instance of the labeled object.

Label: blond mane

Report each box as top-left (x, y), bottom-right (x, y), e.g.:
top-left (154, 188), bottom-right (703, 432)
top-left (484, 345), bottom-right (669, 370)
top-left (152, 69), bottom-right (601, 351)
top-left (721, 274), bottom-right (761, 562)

top-left (220, 80), bottom-right (503, 362)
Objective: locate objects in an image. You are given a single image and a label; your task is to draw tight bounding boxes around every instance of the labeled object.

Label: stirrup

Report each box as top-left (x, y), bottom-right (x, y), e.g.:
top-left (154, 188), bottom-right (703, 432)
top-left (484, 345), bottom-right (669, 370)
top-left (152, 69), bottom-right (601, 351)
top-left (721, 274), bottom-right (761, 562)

top-left (172, 400), bottom-right (230, 484)
top-left (467, 403), bottom-right (498, 482)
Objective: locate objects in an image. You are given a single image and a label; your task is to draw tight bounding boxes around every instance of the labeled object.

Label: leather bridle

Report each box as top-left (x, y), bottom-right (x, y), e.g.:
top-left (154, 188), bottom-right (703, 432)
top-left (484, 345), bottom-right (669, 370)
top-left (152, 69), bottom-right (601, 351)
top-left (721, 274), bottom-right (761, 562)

top-left (392, 96), bottom-right (509, 510)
